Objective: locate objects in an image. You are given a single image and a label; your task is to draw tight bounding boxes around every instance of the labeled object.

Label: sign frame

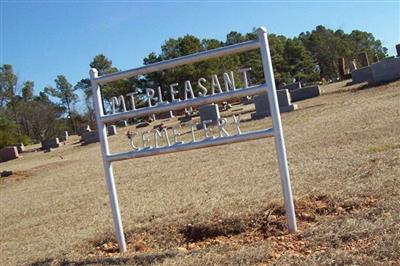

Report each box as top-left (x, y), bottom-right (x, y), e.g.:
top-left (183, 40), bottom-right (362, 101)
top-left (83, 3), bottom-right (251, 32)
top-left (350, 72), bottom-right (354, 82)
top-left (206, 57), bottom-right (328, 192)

top-left (89, 27), bottom-right (297, 253)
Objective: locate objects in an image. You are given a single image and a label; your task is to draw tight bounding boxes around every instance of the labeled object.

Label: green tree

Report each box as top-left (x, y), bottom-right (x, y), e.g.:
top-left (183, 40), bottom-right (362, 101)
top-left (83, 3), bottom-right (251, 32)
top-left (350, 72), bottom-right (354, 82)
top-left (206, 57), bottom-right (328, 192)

top-left (0, 64), bottom-right (20, 129)
top-left (0, 64), bottom-right (18, 108)
top-left (348, 30), bottom-right (388, 62)
top-left (75, 78), bottom-right (95, 126)
top-left (283, 38), bottom-right (319, 83)
top-left (0, 114), bottom-right (20, 148)
top-left (21, 81), bottom-right (34, 101)
top-left (88, 54), bottom-right (135, 113)
top-left (89, 54), bottom-right (118, 75)
top-left (299, 25), bottom-right (388, 80)
top-left (18, 94), bottom-right (65, 141)
top-left (44, 75), bottom-right (78, 131)
top-left (299, 26), bottom-right (343, 79)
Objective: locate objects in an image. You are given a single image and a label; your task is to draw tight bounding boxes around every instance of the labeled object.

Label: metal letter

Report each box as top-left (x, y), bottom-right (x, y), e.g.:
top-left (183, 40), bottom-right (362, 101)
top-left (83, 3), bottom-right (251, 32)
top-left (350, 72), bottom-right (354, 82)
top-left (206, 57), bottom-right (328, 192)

top-left (197, 77), bottom-right (208, 96)
top-left (184, 80), bottom-right (195, 100)
top-left (217, 118), bottom-right (230, 137)
top-left (223, 71), bottom-right (236, 91)
top-left (239, 67), bottom-right (252, 88)
top-left (169, 83), bottom-right (180, 102)
top-left (211, 74), bottom-right (222, 94)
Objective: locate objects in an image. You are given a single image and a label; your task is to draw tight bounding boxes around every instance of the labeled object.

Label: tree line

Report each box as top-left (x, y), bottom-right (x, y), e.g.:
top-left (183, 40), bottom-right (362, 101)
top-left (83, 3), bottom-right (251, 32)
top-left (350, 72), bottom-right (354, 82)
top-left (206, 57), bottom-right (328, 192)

top-left (0, 25), bottom-right (387, 148)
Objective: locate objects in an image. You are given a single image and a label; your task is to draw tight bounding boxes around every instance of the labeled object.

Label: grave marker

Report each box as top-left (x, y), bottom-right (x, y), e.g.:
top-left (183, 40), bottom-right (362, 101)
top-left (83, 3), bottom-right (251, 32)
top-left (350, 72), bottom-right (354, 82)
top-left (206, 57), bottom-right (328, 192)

top-left (197, 104), bottom-right (221, 129)
top-left (41, 138), bottom-right (61, 150)
top-left (78, 125), bottom-right (91, 136)
top-left (0, 147), bottom-right (19, 162)
top-left (81, 131), bottom-right (100, 144)
top-left (157, 111), bottom-right (175, 120)
top-left (61, 131), bottom-right (69, 140)
top-left (107, 125), bottom-right (117, 136)
top-left (369, 57), bottom-right (400, 84)
top-left (280, 82), bottom-right (301, 92)
top-left (289, 85), bottom-right (321, 102)
top-left (251, 89), bottom-right (297, 119)
top-left (338, 57), bottom-right (346, 79)
top-left (89, 27), bottom-right (297, 252)
top-left (349, 59), bottom-right (358, 72)
top-left (358, 52), bottom-right (370, 67)
top-left (15, 143), bottom-right (25, 153)
top-left (352, 66), bottom-right (373, 83)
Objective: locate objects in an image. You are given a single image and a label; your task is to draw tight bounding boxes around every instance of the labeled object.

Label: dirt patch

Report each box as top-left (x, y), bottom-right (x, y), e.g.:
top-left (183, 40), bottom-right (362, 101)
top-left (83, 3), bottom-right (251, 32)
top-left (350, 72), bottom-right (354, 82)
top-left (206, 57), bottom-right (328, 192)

top-left (91, 194), bottom-right (379, 259)
top-left (342, 235), bottom-right (379, 251)
top-left (180, 217), bottom-right (247, 242)
top-left (0, 171), bottom-right (31, 182)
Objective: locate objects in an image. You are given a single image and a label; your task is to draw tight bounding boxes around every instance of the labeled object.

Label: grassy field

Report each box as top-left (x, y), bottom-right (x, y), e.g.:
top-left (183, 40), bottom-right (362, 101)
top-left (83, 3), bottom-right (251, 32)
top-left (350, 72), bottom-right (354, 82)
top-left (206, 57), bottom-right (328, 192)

top-left (0, 80), bottom-right (399, 265)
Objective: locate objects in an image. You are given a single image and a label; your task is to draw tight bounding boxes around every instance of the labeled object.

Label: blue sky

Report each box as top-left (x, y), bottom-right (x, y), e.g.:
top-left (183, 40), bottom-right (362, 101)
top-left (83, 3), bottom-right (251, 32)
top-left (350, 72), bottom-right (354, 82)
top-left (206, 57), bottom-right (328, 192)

top-left (1, 0), bottom-right (399, 105)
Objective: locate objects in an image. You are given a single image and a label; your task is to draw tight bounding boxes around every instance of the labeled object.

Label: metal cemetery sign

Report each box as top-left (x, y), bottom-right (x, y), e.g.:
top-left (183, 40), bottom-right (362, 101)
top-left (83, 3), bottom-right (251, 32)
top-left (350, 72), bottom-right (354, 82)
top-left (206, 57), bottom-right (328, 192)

top-left (89, 27), bottom-right (297, 252)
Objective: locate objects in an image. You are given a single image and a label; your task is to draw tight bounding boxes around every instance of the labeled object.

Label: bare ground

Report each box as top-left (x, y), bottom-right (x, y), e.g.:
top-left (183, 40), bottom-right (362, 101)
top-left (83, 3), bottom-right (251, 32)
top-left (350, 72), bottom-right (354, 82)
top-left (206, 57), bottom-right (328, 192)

top-left (0, 80), bottom-right (399, 265)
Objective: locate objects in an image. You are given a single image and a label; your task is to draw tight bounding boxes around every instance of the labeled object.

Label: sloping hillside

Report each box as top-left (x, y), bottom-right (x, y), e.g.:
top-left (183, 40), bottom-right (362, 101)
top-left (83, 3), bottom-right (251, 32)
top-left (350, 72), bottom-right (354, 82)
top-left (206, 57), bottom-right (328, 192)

top-left (1, 80), bottom-right (399, 265)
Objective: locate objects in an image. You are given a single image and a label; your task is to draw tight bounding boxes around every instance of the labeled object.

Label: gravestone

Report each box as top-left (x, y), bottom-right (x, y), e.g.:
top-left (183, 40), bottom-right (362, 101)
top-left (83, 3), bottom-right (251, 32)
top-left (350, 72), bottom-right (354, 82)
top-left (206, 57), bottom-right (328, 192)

top-left (82, 131), bottom-right (100, 145)
top-left (289, 86), bottom-right (321, 102)
top-left (118, 120), bottom-right (128, 127)
top-left (251, 90), bottom-right (297, 119)
top-left (158, 111), bottom-right (174, 120)
top-left (58, 131), bottom-right (69, 142)
top-left (197, 104), bottom-right (221, 129)
top-left (0, 147), bottom-right (19, 162)
top-left (280, 82), bottom-right (301, 92)
top-left (396, 44), bottom-right (400, 57)
top-left (338, 57), bottom-right (346, 79)
top-left (61, 131), bottom-right (69, 140)
top-left (351, 66), bottom-right (373, 83)
top-left (373, 54), bottom-right (380, 63)
top-left (178, 109), bottom-right (193, 122)
top-left (153, 123), bottom-right (166, 131)
top-left (369, 57), bottom-right (400, 84)
top-left (174, 109), bottom-right (186, 116)
top-left (358, 52), bottom-right (370, 67)
top-left (78, 125), bottom-right (91, 136)
top-left (349, 59), bottom-right (357, 72)
top-left (240, 96), bottom-right (252, 105)
top-left (107, 125), bottom-right (117, 136)
top-left (41, 138), bottom-right (61, 150)
top-left (136, 121), bottom-right (150, 128)
top-left (1, 170), bottom-right (13, 177)
top-left (383, 56), bottom-right (396, 61)
top-left (15, 143), bottom-right (24, 153)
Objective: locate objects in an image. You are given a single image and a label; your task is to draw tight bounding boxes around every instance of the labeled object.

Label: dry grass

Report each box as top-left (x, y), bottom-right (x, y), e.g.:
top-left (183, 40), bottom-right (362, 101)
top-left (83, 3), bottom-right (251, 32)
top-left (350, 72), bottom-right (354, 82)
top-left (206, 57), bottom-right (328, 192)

top-left (0, 80), bottom-right (399, 265)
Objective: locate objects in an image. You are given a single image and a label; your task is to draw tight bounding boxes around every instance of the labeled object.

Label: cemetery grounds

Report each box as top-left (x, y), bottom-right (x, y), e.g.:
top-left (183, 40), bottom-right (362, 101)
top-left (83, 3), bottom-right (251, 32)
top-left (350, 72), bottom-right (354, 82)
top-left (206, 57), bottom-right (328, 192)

top-left (0, 80), bottom-right (399, 265)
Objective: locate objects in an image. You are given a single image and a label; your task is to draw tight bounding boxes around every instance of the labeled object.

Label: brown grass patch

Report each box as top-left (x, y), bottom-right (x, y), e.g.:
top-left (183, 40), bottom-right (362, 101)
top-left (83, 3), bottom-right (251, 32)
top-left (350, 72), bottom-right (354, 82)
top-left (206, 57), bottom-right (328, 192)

top-left (90, 194), bottom-right (379, 261)
top-left (2, 80), bottom-right (399, 266)
top-left (29, 160), bottom-right (79, 173)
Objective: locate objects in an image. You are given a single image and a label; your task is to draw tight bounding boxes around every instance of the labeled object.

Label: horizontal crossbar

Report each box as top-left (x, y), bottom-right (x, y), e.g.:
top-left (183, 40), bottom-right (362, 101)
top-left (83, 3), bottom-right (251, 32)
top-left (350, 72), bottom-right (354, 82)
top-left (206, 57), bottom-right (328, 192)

top-left (94, 40), bottom-right (260, 85)
top-left (100, 83), bottom-right (268, 123)
top-left (106, 127), bottom-right (274, 162)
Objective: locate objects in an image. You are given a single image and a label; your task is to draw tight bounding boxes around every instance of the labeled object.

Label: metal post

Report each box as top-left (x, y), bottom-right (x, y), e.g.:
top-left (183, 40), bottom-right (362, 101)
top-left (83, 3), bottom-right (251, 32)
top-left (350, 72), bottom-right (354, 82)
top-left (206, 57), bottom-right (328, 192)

top-left (89, 68), bottom-right (127, 252)
top-left (257, 27), bottom-right (297, 232)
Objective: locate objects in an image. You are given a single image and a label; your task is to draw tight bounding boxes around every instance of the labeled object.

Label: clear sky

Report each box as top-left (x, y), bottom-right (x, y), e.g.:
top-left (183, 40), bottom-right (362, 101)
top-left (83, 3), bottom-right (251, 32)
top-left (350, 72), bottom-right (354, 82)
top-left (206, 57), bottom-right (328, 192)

top-left (1, 0), bottom-right (399, 102)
